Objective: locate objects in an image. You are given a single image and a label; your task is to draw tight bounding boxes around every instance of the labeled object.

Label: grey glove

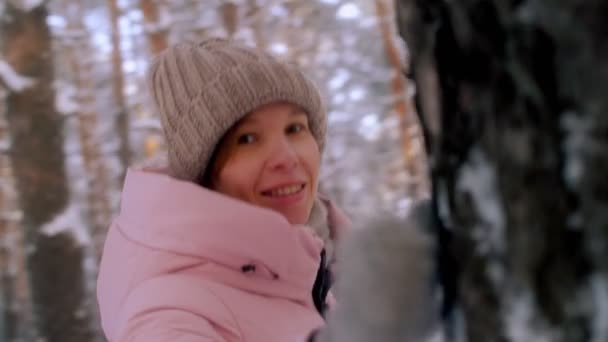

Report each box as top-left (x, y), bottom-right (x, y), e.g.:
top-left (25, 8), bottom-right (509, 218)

top-left (313, 200), bottom-right (439, 342)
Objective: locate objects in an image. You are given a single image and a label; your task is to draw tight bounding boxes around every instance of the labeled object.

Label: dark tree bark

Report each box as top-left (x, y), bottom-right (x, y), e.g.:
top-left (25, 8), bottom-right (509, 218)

top-left (1, 4), bottom-right (94, 342)
top-left (396, 1), bottom-right (608, 341)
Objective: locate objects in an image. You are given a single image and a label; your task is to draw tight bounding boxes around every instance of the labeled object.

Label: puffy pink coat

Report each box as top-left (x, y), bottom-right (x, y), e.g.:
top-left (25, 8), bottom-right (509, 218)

top-left (97, 169), bottom-right (350, 341)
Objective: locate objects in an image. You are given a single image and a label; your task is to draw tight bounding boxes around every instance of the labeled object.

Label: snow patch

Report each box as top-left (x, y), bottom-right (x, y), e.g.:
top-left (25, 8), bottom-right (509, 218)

top-left (47, 14), bottom-right (67, 29)
top-left (560, 111), bottom-right (589, 190)
top-left (143, 5), bottom-right (172, 34)
top-left (319, 0), bottom-right (340, 4)
top-left (269, 42), bottom-right (288, 55)
top-left (0, 138), bottom-right (10, 152)
top-left (457, 147), bottom-right (506, 254)
top-left (0, 60), bottom-right (36, 92)
top-left (505, 291), bottom-right (559, 342)
top-left (358, 113), bottom-right (382, 141)
top-left (591, 275), bottom-right (608, 342)
top-left (336, 3), bottom-right (361, 20)
top-left (348, 86), bottom-right (366, 101)
top-left (54, 81), bottom-right (79, 114)
top-left (436, 178), bottom-right (452, 228)
top-left (426, 329), bottom-right (445, 342)
top-left (16, 0), bottom-right (44, 12)
top-left (131, 117), bottom-right (161, 131)
top-left (328, 68), bottom-right (350, 90)
top-left (40, 204), bottom-right (91, 246)
top-left (268, 4), bottom-right (287, 17)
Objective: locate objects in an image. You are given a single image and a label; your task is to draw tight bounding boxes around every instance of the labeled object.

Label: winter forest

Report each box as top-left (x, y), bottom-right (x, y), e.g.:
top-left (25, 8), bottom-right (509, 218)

top-left (1, 0), bottom-right (607, 341)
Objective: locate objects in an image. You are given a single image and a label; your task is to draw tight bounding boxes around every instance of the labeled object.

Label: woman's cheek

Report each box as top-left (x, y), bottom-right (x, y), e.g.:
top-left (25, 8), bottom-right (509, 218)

top-left (299, 137), bottom-right (321, 167)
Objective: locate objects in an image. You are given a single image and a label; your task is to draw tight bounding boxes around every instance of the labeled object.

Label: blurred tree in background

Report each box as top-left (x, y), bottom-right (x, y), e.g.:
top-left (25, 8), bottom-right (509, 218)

top-left (397, 1), bottom-right (608, 341)
top-left (0, 0), bottom-right (427, 340)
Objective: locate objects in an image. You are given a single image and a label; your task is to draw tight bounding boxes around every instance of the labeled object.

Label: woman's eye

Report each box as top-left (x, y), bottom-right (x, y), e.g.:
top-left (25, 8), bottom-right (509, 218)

top-left (287, 123), bottom-right (306, 134)
top-left (237, 133), bottom-right (256, 145)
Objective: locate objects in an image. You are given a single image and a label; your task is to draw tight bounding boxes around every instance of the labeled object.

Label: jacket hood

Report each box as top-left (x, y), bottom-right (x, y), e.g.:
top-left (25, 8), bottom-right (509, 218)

top-left (97, 162), bottom-right (351, 341)
top-left (117, 168), bottom-right (326, 287)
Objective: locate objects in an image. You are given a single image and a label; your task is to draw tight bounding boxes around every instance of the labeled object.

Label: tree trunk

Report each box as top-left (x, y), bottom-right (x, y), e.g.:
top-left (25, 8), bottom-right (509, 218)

top-left (0, 152), bottom-right (34, 342)
top-left (220, 2), bottom-right (239, 38)
top-left (247, 0), bottom-right (267, 50)
top-left (140, 0), bottom-right (168, 158)
top-left (108, 0), bottom-right (131, 177)
top-left (396, 1), bottom-right (608, 341)
top-left (140, 0), bottom-right (168, 54)
top-left (374, 0), bottom-right (429, 198)
top-left (374, 0), bottom-right (412, 161)
top-left (0, 124), bottom-right (35, 341)
top-left (68, 0), bottom-right (112, 267)
top-left (1, 4), bottom-right (94, 342)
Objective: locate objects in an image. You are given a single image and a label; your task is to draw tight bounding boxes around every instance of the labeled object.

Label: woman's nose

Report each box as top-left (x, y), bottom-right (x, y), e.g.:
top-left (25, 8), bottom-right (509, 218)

top-left (266, 137), bottom-right (298, 171)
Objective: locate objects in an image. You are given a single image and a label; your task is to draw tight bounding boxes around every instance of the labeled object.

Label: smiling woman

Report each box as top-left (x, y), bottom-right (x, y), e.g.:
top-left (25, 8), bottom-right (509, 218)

top-left (96, 38), bottom-right (351, 342)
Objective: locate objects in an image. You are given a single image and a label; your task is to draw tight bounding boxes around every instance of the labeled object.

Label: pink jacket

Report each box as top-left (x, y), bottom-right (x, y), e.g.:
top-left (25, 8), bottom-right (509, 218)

top-left (97, 169), bottom-right (350, 341)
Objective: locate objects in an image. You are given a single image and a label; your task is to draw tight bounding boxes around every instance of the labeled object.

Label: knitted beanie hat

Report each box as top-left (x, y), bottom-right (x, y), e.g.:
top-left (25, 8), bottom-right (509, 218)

top-left (147, 38), bottom-right (327, 182)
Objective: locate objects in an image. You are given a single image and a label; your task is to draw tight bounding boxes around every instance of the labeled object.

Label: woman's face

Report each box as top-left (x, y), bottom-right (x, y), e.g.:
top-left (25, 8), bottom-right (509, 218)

top-left (210, 102), bottom-right (321, 225)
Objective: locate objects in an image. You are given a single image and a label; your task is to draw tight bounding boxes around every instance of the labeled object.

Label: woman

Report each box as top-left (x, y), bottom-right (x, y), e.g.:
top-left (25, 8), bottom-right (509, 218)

top-left (97, 38), bottom-right (351, 341)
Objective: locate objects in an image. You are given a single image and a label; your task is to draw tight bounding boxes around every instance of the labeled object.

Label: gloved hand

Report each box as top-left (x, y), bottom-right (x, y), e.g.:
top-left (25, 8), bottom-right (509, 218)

top-left (312, 200), bottom-right (439, 342)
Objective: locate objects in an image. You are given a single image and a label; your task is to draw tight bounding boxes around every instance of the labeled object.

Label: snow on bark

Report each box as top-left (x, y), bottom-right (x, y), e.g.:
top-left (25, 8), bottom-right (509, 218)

top-left (11, 0), bottom-right (44, 12)
top-left (143, 5), bottom-right (172, 34)
top-left (456, 147), bottom-right (506, 256)
top-left (505, 290), bottom-right (559, 342)
top-left (590, 275), bottom-right (608, 342)
top-left (560, 111), bottom-right (590, 191)
top-left (0, 59), bottom-right (36, 92)
top-left (54, 80), bottom-right (79, 114)
top-left (131, 117), bottom-right (161, 131)
top-left (40, 204), bottom-right (91, 246)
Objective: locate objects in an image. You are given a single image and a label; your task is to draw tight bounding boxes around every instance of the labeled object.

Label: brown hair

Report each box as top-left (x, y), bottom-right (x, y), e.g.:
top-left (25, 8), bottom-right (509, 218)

top-left (198, 124), bottom-right (238, 188)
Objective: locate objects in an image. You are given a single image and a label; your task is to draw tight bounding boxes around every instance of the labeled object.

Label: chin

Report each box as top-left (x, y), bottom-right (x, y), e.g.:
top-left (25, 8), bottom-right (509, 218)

top-left (285, 215), bottom-right (305, 225)
top-left (283, 210), bottom-right (309, 225)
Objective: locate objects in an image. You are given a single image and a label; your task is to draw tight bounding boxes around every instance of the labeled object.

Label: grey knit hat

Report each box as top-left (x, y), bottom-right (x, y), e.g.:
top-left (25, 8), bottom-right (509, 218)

top-left (147, 38), bottom-right (327, 182)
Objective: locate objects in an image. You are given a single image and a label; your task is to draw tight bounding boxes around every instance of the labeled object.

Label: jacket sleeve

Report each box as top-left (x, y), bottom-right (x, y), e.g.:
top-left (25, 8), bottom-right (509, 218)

top-left (113, 275), bottom-right (240, 342)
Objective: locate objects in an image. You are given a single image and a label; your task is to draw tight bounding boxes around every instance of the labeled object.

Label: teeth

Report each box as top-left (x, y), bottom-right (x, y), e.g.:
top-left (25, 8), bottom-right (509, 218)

top-left (269, 184), bottom-right (302, 197)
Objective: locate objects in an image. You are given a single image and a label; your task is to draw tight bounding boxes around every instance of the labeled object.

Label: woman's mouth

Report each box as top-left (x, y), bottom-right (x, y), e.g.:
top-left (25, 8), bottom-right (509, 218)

top-left (261, 183), bottom-right (306, 198)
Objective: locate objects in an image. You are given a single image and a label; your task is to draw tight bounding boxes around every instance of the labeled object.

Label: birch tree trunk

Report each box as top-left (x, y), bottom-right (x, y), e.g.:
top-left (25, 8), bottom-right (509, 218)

top-left (396, 1), bottom-right (608, 341)
top-left (67, 0), bottom-right (112, 268)
top-left (108, 0), bottom-right (131, 176)
top-left (140, 0), bottom-right (168, 158)
top-left (0, 3), bottom-right (94, 341)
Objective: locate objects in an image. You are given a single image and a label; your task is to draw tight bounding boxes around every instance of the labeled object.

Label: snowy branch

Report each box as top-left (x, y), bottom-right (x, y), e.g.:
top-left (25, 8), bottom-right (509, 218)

top-left (0, 59), bottom-right (36, 92)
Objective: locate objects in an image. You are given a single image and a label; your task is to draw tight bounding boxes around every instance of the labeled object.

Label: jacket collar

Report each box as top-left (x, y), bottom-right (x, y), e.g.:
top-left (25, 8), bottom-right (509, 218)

top-left (118, 169), bottom-right (325, 293)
